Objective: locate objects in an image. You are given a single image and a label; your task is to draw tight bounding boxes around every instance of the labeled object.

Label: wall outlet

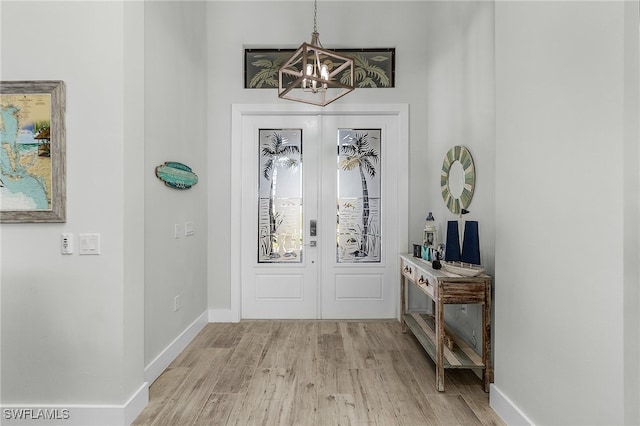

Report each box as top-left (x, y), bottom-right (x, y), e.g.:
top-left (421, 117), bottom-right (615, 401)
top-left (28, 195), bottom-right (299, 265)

top-left (61, 233), bottom-right (73, 254)
top-left (174, 295), bottom-right (181, 312)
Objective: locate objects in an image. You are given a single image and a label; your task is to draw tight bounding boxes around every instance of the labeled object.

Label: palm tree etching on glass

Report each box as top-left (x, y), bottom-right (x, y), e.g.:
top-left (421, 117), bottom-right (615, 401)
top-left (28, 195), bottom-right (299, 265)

top-left (338, 130), bottom-right (381, 263)
top-left (258, 130), bottom-right (302, 263)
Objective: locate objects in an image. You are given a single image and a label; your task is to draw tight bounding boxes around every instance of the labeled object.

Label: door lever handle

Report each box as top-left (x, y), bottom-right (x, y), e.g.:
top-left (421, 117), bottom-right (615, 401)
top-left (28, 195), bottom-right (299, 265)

top-left (310, 220), bottom-right (317, 237)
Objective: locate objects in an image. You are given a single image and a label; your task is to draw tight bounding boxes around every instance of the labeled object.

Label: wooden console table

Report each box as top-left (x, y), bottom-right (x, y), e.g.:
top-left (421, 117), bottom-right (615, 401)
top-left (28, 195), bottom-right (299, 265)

top-left (400, 254), bottom-right (493, 392)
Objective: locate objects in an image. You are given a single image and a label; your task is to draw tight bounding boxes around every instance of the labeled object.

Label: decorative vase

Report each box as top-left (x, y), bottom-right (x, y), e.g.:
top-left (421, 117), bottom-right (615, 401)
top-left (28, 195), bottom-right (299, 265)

top-left (461, 221), bottom-right (481, 265)
top-left (422, 243), bottom-right (430, 261)
top-left (444, 221), bottom-right (461, 262)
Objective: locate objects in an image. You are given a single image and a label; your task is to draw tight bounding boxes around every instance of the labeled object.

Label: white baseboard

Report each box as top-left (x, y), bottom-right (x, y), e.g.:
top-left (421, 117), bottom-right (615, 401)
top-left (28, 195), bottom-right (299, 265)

top-left (144, 310), bottom-right (208, 384)
top-left (208, 308), bottom-right (238, 323)
top-left (0, 312), bottom-right (210, 426)
top-left (0, 383), bottom-right (148, 426)
top-left (490, 384), bottom-right (535, 426)
top-left (124, 383), bottom-right (149, 425)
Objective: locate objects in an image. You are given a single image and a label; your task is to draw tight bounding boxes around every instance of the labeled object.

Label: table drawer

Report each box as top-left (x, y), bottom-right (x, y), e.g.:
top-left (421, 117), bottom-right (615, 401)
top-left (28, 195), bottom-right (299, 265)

top-left (401, 258), bottom-right (417, 282)
top-left (416, 268), bottom-right (435, 298)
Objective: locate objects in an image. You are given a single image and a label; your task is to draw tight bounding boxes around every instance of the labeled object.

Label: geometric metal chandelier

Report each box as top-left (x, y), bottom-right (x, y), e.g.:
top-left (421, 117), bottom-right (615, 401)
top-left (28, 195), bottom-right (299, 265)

top-left (278, 0), bottom-right (354, 106)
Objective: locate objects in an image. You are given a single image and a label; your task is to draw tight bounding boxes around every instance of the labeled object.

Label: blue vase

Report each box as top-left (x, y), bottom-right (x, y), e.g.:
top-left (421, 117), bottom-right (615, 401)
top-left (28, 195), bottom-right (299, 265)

top-left (461, 221), bottom-right (481, 265)
top-left (444, 221), bottom-right (461, 262)
top-left (421, 244), bottom-right (430, 261)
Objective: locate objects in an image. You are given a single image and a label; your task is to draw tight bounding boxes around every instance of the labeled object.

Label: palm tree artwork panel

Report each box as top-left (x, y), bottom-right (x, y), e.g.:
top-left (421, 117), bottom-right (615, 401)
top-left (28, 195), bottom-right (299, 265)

top-left (258, 129), bottom-right (302, 263)
top-left (245, 49), bottom-right (395, 89)
top-left (337, 129), bottom-right (381, 263)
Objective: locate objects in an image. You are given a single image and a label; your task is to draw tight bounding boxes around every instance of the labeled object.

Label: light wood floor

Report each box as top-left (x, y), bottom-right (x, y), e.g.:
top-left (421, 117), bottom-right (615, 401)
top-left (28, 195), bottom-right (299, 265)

top-left (133, 321), bottom-right (505, 426)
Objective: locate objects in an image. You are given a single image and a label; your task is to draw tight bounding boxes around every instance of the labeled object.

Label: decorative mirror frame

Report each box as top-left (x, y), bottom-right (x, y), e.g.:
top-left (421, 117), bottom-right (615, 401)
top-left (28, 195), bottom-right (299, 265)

top-left (440, 145), bottom-right (475, 214)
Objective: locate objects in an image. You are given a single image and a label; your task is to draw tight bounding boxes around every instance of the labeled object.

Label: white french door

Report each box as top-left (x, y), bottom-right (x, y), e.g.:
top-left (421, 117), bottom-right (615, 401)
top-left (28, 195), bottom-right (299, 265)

top-left (319, 115), bottom-right (400, 319)
top-left (236, 106), bottom-right (406, 319)
top-left (240, 115), bottom-right (320, 319)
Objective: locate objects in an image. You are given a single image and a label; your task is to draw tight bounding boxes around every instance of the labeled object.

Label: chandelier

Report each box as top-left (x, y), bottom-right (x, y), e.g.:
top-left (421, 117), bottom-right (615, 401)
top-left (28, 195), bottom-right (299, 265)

top-left (278, 0), bottom-right (354, 107)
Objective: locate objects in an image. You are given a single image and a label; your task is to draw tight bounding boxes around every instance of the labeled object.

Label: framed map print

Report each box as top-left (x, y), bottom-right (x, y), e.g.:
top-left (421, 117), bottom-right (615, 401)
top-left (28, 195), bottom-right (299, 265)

top-left (0, 81), bottom-right (66, 223)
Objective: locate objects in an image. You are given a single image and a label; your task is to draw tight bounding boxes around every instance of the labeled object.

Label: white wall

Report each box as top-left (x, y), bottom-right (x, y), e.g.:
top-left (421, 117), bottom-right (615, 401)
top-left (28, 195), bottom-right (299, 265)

top-left (206, 2), bottom-right (496, 346)
top-left (2, 2), bottom-right (637, 425)
top-left (622, 2), bottom-right (640, 424)
top-left (1, 1), bottom-right (209, 421)
top-left (422, 0), bottom-right (495, 352)
top-left (0, 0), bottom-right (145, 414)
top-left (123, 0), bottom-right (146, 405)
top-left (208, 0), bottom-right (430, 314)
top-left (143, 1), bottom-right (209, 369)
top-left (494, 1), bottom-right (639, 424)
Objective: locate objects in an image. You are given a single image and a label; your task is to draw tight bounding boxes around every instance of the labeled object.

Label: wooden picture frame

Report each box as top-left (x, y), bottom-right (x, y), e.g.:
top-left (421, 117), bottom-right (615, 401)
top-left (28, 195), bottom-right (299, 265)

top-left (425, 230), bottom-right (437, 247)
top-left (1, 80), bottom-right (66, 223)
top-left (245, 48), bottom-right (395, 89)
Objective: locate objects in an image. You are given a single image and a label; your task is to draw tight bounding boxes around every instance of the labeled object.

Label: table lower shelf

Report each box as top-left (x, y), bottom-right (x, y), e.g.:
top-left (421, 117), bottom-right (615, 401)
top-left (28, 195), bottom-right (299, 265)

top-left (403, 312), bottom-right (485, 369)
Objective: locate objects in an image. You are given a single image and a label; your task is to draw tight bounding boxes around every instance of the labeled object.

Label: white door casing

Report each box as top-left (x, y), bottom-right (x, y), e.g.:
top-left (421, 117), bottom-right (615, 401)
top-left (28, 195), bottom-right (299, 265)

top-left (230, 104), bottom-right (408, 321)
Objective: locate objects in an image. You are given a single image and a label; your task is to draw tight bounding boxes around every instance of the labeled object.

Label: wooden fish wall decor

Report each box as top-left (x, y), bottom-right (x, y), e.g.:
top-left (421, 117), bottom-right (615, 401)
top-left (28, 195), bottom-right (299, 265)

top-left (155, 162), bottom-right (199, 189)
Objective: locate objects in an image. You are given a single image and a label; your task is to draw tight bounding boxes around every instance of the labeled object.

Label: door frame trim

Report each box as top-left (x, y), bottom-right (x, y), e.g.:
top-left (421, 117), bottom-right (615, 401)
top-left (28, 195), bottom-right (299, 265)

top-left (230, 103), bottom-right (409, 322)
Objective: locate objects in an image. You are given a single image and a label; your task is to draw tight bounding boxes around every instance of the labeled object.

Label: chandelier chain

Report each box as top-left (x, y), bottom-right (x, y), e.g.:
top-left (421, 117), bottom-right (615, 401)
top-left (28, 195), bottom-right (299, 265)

top-left (313, 0), bottom-right (318, 34)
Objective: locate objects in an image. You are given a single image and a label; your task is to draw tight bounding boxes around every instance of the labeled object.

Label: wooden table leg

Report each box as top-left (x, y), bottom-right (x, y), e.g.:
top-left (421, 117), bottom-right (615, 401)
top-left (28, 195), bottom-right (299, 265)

top-left (400, 274), bottom-right (407, 333)
top-left (436, 293), bottom-right (445, 392)
top-left (482, 280), bottom-right (492, 392)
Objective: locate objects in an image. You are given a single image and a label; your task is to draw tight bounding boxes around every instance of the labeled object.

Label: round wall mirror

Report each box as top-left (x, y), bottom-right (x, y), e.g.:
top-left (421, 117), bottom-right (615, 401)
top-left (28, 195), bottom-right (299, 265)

top-left (440, 145), bottom-right (475, 214)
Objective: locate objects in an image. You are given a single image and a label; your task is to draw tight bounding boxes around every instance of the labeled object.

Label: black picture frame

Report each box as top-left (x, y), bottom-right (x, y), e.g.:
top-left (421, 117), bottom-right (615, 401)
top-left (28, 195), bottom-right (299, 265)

top-left (244, 48), bottom-right (395, 89)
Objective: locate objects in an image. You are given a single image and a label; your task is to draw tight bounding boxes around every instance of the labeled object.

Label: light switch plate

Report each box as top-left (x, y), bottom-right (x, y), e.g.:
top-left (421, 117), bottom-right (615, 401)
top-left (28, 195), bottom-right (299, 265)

top-left (79, 233), bottom-right (101, 255)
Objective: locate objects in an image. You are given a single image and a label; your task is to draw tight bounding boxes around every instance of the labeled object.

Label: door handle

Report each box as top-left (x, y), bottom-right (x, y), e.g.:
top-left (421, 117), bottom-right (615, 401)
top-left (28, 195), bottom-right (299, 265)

top-left (310, 220), bottom-right (317, 237)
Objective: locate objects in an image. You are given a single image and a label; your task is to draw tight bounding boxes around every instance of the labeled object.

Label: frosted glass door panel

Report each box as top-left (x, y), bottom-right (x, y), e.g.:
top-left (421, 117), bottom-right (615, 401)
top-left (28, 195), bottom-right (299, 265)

top-left (258, 129), bottom-right (302, 263)
top-left (337, 129), bottom-right (381, 263)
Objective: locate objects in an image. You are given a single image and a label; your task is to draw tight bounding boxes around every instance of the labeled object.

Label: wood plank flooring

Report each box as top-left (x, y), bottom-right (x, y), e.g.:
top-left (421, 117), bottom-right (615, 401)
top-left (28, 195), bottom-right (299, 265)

top-left (133, 321), bottom-right (505, 426)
